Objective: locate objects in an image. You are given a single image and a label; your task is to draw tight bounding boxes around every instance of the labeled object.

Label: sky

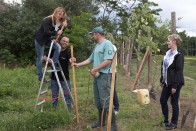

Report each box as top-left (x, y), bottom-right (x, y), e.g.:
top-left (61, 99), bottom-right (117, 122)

top-left (4, 0), bottom-right (196, 36)
top-left (150, 0), bottom-right (196, 36)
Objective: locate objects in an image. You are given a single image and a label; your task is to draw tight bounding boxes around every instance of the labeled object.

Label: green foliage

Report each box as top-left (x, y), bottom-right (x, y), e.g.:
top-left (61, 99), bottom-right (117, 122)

top-left (0, 49), bottom-right (17, 65)
top-left (0, 63), bottom-right (195, 130)
top-left (0, 0), bottom-right (97, 66)
top-left (0, 66), bottom-right (72, 130)
top-left (65, 12), bottom-right (94, 61)
top-left (0, 83), bottom-right (14, 97)
top-left (27, 111), bottom-right (70, 130)
top-left (0, 100), bottom-right (23, 112)
top-left (126, 1), bottom-right (171, 57)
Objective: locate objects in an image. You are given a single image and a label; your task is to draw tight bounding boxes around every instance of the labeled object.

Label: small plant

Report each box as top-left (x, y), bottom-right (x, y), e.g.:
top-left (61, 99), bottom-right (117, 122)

top-left (0, 49), bottom-right (17, 66)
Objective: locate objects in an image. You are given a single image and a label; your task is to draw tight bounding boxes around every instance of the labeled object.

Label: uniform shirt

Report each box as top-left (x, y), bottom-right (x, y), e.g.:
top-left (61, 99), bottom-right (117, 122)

top-left (88, 39), bottom-right (114, 73)
top-left (51, 48), bottom-right (71, 81)
top-left (162, 49), bottom-right (178, 84)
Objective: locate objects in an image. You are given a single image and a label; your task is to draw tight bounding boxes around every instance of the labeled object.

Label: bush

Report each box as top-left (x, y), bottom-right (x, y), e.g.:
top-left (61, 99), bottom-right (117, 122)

top-left (0, 49), bottom-right (17, 66)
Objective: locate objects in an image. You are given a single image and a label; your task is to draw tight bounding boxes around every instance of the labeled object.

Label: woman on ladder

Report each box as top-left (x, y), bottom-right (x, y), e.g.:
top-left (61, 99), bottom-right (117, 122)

top-left (34, 7), bottom-right (67, 82)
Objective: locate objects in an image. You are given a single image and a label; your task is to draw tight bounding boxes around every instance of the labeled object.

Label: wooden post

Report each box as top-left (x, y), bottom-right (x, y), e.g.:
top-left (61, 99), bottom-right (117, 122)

top-left (147, 33), bottom-right (152, 89)
top-left (193, 116), bottom-right (196, 130)
top-left (120, 41), bottom-right (124, 66)
top-left (137, 30), bottom-right (142, 72)
top-left (126, 40), bottom-right (131, 77)
top-left (127, 38), bottom-right (134, 77)
top-left (107, 53), bottom-right (117, 131)
top-left (171, 11), bottom-right (181, 111)
top-left (131, 46), bottom-right (149, 91)
top-left (171, 12), bottom-right (176, 34)
top-left (70, 45), bottom-right (79, 123)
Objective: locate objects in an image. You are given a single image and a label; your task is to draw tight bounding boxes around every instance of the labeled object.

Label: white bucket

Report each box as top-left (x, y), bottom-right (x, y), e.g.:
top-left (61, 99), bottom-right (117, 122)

top-left (137, 89), bottom-right (150, 104)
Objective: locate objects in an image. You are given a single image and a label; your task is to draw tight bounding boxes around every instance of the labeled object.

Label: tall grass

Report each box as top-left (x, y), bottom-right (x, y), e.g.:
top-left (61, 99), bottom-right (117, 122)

top-left (0, 55), bottom-right (195, 131)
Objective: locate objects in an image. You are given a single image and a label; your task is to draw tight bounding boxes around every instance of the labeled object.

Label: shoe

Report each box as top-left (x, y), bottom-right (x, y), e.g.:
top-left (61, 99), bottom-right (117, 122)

top-left (38, 76), bottom-right (49, 83)
top-left (165, 123), bottom-right (177, 130)
top-left (114, 110), bottom-right (119, 115)
top-left (165, 122), bottom-right (170, 127)
top-left (159, 121), bottom-right (170, 127)
top-left (53, 64), bottom-right (61, 71)
top-left (91, 108), bottom-right (106, 129)
top-left (67, 104), bottom-right (73, 111)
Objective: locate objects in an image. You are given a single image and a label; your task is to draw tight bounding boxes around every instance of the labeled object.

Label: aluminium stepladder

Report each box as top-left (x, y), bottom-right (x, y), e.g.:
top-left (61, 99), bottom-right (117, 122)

top-left (34, 40), bottom-right (74, 114)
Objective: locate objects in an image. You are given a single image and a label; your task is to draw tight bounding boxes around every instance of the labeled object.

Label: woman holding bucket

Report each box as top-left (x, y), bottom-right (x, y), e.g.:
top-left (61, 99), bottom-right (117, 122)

top-left (34, 7), bottom-right (67, 82)
top-left (160, 34), bottom-right (184, 130)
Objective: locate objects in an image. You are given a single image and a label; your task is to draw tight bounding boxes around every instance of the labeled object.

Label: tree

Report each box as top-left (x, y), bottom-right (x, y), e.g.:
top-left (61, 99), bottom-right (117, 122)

top-left (0, 0), bottom-right (97, 66)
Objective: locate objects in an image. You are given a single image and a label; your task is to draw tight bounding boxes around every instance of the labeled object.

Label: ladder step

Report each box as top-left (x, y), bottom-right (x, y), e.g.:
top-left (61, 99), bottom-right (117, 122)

top-left (46, 69), bottom-right (62, 73)
top-left (37, 100), bottom-right (46, 106)
top-left (40, 90), bottom-right (47, 95)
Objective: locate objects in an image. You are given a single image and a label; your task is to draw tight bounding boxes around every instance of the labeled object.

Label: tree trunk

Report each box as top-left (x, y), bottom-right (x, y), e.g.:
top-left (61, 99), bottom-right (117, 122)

top-left (126, 40), bottom-right (130, 76)
top-left (137, 30), bottom-right (142, 72)
top-left (148, 33), bottom-right (153, 89)
top-left (126, 37), bottom-right (134, 77)
top-left (120, 41), bottom-right (124, 66)
top-left (148, 51), bottom-right (152, 89)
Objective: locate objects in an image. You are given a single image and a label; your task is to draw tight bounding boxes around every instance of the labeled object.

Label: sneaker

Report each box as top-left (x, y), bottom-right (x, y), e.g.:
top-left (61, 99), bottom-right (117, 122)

top-left (53, 64), bottom-right (61, 71)
top-left (38, 76), bottom-right (49, 83)
top-left (114, 110), bottom-right (119, 115)
top-left (165, 123), bottom-right (177, 130)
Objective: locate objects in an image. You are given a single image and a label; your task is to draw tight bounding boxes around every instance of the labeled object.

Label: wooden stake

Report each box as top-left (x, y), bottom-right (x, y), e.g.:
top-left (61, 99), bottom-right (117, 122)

top-left (70, 45), bottom-right (79, 123)
top-left (131, 46), bottom-right (149, 91)
top-left (193, 116), bottom-right (196, 130)
top-left (107, 53), bottom-right (117, 131)
top-left (171, 12), bottom-right (176, 34)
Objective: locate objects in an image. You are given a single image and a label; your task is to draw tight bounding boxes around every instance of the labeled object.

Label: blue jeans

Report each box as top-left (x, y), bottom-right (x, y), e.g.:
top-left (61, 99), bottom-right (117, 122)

top-left (51, 80), bottom-right (72, 106)
top-left (35, 39), bottom-right (61, 77)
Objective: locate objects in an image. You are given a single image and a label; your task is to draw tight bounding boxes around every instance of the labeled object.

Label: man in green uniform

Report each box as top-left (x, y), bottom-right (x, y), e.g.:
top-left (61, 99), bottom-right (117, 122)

top-left (73, 27), bottom-right (117, 131)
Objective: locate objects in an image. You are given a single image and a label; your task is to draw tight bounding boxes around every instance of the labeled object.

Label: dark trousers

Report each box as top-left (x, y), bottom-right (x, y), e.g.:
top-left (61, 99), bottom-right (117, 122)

top-left (160, 84), bottom-right (182, 125)
top-left (113, 75), bottom-right (119, 111)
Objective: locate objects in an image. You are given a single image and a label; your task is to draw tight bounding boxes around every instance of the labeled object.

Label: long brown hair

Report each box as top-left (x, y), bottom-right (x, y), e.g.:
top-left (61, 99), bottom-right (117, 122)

top-left (45, 7), bottom-right (67, 27)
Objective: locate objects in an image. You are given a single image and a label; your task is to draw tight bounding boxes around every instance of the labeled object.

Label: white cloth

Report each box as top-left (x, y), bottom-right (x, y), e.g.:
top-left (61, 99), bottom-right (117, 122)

top-left (54, 21), bottom-right (61, 31)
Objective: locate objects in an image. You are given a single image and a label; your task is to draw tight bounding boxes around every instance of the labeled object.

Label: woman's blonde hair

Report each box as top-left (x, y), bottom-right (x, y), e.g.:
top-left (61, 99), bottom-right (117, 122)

top-left (168, 34), bottom-right (182, 46)
top-left (45, 7), bottom-right (67, 26)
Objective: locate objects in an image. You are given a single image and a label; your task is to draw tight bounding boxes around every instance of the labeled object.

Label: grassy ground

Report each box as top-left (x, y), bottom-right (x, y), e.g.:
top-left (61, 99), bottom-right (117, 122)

top-left (0, 56), bottom-right (195, 131)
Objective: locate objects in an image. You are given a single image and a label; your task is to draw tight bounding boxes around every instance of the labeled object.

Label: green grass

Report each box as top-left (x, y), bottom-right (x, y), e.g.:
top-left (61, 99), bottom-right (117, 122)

top-left (0, 56), bottom-right (195, 131)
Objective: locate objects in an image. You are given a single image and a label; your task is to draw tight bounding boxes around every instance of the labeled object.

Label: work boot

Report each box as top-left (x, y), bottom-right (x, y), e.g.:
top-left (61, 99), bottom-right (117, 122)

top-left (91, 108), bottom-right (106, 129)
top-left (111, 110), bottom-right (117, 131)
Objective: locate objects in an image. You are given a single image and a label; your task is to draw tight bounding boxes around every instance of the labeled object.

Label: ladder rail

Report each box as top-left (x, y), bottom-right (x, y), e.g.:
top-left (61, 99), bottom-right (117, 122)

top-left (51, 60), bottom-right (71, 117)
top-left (34, 40), bottom-right (71, 118)
top-left (34, 40), bottom-right (55, 112)
top-left (58, 61), bottom-right (75, 106)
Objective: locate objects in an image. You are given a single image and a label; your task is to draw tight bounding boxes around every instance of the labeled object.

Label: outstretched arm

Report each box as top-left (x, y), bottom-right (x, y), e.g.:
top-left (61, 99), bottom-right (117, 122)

top-left (73, 59), bottom-right (91, 68)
